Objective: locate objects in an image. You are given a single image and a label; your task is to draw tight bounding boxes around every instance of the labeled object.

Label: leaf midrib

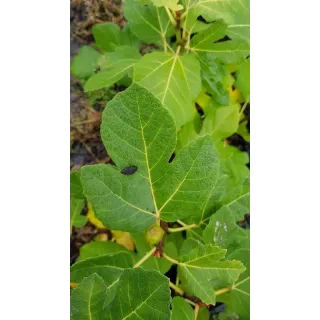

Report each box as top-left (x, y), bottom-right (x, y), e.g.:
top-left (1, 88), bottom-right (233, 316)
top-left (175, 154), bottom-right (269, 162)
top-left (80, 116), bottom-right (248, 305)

top-left (121, 284), bottom-right (166, 320)
top-left (136, 94), bottom-right (159, 216)
top-left (88, 173), bottom-right (154, 216)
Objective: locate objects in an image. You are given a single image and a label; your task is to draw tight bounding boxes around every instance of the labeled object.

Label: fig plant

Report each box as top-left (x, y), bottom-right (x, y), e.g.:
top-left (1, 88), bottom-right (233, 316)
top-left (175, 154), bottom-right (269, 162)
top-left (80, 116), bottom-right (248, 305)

top-left (70, 0), bottom-right (250, 319)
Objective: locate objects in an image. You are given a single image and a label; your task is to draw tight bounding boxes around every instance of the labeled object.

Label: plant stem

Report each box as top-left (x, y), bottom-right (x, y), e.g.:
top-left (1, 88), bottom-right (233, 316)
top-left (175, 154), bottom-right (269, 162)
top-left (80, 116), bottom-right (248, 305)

top-left (239, 101), bottom-right (248, 118)
top-left (168, 223), bottom-right (199, 232)
top-left (165, 7), bottom-right (177, 27)
top-left (162, 252), bottom-right (180, 265)
top-left (233, 276), bottom-right (250, 288)
top-left (194, 304), bottom-right (200, 320)
top-left (176, 28), bottom-right (182, 45)
top-left (182, 12), bottom-right (188, 39)
top-left (215, 277), bottom-right (250, 296)
top-left (163, 36), bottom-right (168, 54)
top-left (200, 216), bottom-right (211, 224)
top-left (180, 11), bottom-right (188, 20)
top-left (215, 286), bottom-right (232, 296)
top-left (166, 42), bottom-right (175, 53)
top-left (176, 220), bottom-right (203, 241)
top-left (155, 212), bottom-right (161, 226)
top-left (169, 281), bottom-right (184, 295)
top-left (133, 247), bottom-right (156, 268)
top-left (185, 298), bottom-right (197, 307)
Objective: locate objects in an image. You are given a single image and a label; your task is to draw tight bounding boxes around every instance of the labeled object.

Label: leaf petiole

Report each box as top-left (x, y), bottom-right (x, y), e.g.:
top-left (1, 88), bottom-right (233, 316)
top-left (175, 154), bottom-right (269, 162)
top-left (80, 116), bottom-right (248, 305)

top-left (215, 277), bottom-right (250, 296)
top-left (169, 281), bottom-right (184, 295)
top-left (167, 223), bottom-right (199, 232)
top-left (194, 304), bottom-right (200, 320)
top-left (239, 100), bottom-right (249, 119)
top-left (162, 252), bottom-right (180, 265)
top-left (133, 247), bottom-right (157, 268)
top-left (164, 7), bottom-right (177, 27)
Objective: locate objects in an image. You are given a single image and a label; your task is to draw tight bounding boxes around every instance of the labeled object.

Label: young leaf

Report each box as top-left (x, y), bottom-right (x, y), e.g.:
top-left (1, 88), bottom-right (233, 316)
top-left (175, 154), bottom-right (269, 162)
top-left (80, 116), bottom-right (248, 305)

top-left (178, 240), bottom-right (245, 305)
top-left (237, 121), bottom-right (250, 142)
top-left (71, 46), bottom-right (100, 79)
top-left (79, 241), bottom-right (134, 261)
top-left (196, 53), bottom-right (230, 105)
top-left (84, 46), bottom-right (140, 92)
top-left (104, 268), bottom-right (171, 319)
top-left (190, 22), bottom-right (249, 64)
top-left (151, 0), bottom-right (183, 11)
top-left (224, 249), bottom-right (250, 320)
top-left (70, 171), bottom-right (85, 199)
top-left (70, 199), bottom-right (86, 235)
top-left (92, 22), bottom-right (137, 52)
top-left (176, 117), bottom-right (202, 153)
top-left (203, 193), bottom-right (250, 253)
top-left (195, 0), bottom-right (250, 42)
top-left (134, 51), bottom-right (201, 128)
top-left (216, 141), bottom-right (250, 189)
top-left (171, 296), bottom-right (193, 320)
top-left (235, 58), bottom-right (250, 102)
top-left (124, 0), bottom-right (174, 45)
top-left (200, 104), bottom-right (240, 142)
top-left (70, 274), bottom-right (107, 320)
top-left (221, 177), bottom-right (249, 205)
top-left (70, 252), bottom-right (134, 306)
top-left (81, 83), bottom-right (220, 231)
top-left (190, 20), bottom-right (228, 50)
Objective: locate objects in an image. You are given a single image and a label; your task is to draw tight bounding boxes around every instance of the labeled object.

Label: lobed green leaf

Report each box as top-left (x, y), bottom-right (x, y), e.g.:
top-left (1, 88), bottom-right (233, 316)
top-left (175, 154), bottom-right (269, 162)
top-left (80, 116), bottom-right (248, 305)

top-left (104, 268), bottom-right (171, 319)
top-left (70, 274), bottom-right (107, 320)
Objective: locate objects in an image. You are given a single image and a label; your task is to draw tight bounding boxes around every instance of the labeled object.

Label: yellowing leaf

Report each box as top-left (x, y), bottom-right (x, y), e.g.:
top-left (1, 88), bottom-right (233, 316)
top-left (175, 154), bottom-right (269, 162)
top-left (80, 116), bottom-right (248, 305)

top-left (112, 231), bottom-right (135, 251)
top-left (70, 282), bottom-right (78, 289)
top-left (228, 86), bottom-right (241, 104)
top-left (87, 202), bottom-right (107, 229)
top-left (196, 91), bottom-right (211, 109)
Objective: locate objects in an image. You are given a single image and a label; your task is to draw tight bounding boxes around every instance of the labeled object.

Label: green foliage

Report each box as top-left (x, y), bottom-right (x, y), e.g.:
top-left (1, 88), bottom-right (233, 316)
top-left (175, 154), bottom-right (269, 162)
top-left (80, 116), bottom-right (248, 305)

top-left (132, 233), bottom-right (178, 273)
top-left (134, 51), bottom-right (201, 128)
top-left (70, 274), bottom-right (107, 320)
top-left (70, 46), bottom-right (100, 79)
top-left (79, 241), bottom-right (134, 261)
top-left (171, 296), bottom-right (193, 319)
top-left (105, 268), bottom-right (172, 319)
top-left (70, 198), bottom-right (86, 235)
top-left (179, 239), bottom-right (245, 305)
top-left (70, 1), bottom-right (250, 318)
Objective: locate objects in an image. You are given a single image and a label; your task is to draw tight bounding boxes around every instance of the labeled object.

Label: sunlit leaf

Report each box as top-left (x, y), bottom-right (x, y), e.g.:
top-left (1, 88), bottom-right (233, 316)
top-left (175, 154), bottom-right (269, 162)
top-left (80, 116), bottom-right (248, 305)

top-left (124, 0), bottom-right (174, 45)
top-left (178, 239), bottom-right (245, 304)
top-left (190, 21), bottom-right (249, 64)
top-left (134, 51), bottom-right (201, 128)
top-left (84, 46), bottom-right (140, 92)
top-left (195, 0), bottom-right (250, 42)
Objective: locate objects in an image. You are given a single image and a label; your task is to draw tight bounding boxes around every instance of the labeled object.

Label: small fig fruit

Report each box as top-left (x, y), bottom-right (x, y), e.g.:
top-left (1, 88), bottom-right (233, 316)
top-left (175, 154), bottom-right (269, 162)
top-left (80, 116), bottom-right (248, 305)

top-left (145, 224), bottom-right (164, 244)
